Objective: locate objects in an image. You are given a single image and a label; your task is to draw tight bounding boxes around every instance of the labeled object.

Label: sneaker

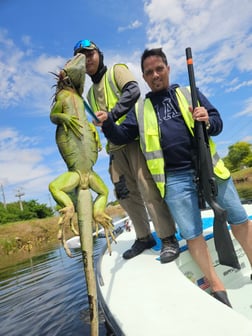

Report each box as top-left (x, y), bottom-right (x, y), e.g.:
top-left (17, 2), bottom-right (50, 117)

top-left (123, 235), bottom-right (156, 259)
top-left (160, 235), bottom-right (180, 263)
top-left (211, 291), bottom-right (232, 308)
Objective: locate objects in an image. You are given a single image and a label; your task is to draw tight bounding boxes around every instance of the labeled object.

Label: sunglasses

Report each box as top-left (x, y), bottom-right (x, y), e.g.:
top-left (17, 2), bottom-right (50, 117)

top-left (73, 40), bottom-right (96, 53)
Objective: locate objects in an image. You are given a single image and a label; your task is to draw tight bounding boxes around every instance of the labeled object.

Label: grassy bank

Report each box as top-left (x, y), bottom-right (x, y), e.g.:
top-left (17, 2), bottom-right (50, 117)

top-left (0, 205), bottom-right (126, 268)
top-left (232, 167), bottom-right (252, 200)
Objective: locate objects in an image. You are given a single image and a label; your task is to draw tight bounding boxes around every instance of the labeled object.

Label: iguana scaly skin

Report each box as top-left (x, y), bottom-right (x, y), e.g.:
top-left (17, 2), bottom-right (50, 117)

top-left (48, 53), bottom-right (114, 335)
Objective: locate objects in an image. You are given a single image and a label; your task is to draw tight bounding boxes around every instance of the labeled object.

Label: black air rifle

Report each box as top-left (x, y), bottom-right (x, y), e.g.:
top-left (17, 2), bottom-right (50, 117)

top-left (185, 47), bottom-right (240, 269)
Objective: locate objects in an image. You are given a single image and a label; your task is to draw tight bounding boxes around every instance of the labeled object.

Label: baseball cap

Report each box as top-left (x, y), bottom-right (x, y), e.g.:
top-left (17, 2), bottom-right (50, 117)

top-left (73, 39), bottom-right (98, 55)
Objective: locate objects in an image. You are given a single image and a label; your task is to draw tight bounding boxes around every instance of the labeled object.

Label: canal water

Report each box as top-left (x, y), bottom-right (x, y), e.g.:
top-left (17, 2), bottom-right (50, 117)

top-left (0, 236), bottom-right (109, 336)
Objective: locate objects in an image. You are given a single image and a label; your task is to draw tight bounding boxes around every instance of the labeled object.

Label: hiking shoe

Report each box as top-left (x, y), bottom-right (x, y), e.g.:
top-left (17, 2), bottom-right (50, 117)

top-left (160, 235), bottom-right (180, 263)
top-left (123, 235), bottom-right (156, 259)
top-left (212, 291), bottom-right (232, 308)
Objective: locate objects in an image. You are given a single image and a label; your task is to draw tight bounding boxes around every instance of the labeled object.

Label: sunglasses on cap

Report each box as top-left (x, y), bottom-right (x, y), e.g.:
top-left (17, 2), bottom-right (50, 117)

top-left (73, 40), bottom-right (98, 55)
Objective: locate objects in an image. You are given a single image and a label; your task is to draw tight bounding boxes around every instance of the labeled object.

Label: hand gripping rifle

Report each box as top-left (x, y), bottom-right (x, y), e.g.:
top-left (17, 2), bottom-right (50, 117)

top-left (185, 47), bottom-right (240, 269)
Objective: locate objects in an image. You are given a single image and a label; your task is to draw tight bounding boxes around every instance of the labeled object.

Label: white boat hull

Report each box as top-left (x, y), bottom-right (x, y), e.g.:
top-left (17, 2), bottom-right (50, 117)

top-left (96, 204), bottom-right (252, 335)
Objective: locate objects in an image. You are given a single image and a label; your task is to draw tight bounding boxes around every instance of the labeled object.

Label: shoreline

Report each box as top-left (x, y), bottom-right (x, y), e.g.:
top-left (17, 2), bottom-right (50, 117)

top-left (0, 205), bottom-right (126, 268)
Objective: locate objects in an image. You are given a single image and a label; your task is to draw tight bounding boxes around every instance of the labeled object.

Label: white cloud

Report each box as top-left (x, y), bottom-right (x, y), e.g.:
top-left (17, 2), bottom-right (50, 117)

top-left (0, 30), bottom-right (65, 113)
top-left (226, 80), bottom-right (252, 93)
top-left (235, 97), bottom-right (252, 117)
top-left (0, 127), bottom-right (54, 201)
top-left (143, 0), bottom-right (252, 90)
top-left (21, 35), bottom-right (32, 46)
top-left (118, 20), bottom-right (142, 32)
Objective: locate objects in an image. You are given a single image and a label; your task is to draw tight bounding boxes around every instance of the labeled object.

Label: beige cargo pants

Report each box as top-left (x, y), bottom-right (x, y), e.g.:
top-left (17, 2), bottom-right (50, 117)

top-left (109, 140), bottom-right (176, 239)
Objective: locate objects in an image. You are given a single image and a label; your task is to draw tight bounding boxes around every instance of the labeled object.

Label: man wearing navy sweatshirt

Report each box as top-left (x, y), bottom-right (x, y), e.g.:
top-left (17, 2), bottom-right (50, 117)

top-left (94, 48), bottom-right (252, 307)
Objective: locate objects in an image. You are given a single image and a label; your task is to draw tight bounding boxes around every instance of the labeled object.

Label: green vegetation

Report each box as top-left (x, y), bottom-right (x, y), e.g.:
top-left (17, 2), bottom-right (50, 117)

top-left (0, 199), bottom-right (54, 224)
top-left (231, 167), bottom-right (252, 200)
top-left (223, 141), bottom-right (252, 172)
top-left (0, 204), bottom-right (126, 267)
top-left (0, 216), bottom-right (64, 267)
top-left (222, 141), bottom-right (252, 200)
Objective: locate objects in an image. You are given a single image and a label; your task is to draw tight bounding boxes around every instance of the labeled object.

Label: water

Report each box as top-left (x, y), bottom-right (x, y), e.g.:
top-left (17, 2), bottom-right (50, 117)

top-left (0, 237), bottom-right (109, 336)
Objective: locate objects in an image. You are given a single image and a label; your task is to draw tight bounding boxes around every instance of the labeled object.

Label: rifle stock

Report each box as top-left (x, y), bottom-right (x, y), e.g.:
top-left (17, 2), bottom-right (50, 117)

top-left (185, 47), bottom-right (240, 269)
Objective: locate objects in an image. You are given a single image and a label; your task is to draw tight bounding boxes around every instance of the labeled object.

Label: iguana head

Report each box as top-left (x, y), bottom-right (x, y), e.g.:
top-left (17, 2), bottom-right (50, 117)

top-left (54, 53), bottom-right (86, 96)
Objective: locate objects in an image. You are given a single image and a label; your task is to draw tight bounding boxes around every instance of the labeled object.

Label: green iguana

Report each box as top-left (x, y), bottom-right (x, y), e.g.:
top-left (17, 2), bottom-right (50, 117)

top-left (49, 53), bottom-right (114, 335)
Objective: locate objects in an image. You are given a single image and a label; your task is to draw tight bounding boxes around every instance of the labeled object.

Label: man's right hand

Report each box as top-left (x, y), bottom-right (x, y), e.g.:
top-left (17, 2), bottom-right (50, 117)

top-left (93, 111), bottom-right (109, 126)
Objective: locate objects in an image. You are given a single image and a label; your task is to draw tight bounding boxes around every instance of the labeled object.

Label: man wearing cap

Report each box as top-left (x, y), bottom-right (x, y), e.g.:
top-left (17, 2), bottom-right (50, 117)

top-left (73, 40), bottom-right (180, 263)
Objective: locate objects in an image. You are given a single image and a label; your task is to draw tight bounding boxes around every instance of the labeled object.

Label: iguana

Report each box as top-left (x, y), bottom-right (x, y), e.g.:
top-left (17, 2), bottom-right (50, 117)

top-left (49, 53), bottom-right (115, 335)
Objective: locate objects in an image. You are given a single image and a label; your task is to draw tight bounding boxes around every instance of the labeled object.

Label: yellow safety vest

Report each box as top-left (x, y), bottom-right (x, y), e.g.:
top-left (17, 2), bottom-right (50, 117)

top-left (135, 87), bottom-right (230, 197)
top-left (87, 64), bottom-right (127, 125)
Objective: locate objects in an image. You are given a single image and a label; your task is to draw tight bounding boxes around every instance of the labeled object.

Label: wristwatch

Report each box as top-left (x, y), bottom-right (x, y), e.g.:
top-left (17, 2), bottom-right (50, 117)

top-left (206, 120), bottom-right (211, 130)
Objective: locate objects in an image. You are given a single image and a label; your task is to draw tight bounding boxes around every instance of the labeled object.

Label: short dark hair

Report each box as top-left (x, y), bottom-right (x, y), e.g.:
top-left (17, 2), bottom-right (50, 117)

top-left (141, 48), bottom-right (168, 73)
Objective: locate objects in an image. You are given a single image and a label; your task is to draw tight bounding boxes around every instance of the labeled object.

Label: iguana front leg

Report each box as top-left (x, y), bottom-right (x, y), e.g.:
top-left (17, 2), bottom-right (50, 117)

top-left (50, 93), bottom-right (84, 139)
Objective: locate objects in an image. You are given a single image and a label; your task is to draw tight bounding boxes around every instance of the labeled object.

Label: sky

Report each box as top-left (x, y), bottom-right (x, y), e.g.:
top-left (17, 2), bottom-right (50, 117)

top-left (0, 0), bottom-right (252, 207)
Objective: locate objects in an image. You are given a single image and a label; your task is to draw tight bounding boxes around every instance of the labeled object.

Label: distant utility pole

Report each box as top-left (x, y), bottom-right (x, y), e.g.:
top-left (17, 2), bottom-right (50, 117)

top-left (1, 184), bottom-right (7, 209)
top-left (15, 188), bottom-right (25, 211)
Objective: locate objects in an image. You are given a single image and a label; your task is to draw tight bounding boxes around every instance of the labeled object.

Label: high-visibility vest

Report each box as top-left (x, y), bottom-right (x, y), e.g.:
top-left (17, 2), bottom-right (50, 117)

top-left (87, 64), bottom-right (127, 125)
top-left (135, 87), bottom-right (230, 197)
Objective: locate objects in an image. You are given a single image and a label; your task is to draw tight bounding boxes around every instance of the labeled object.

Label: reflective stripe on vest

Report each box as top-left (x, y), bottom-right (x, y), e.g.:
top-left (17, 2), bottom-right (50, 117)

top-left (136, 99), bottom-right (166, 197)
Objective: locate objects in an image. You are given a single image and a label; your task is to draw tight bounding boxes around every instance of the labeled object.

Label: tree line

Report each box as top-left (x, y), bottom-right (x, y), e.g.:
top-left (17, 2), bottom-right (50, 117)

top-left (0, 200), bottom-right (54, 225)
top-left (223, 141), bottom-right (252, 172)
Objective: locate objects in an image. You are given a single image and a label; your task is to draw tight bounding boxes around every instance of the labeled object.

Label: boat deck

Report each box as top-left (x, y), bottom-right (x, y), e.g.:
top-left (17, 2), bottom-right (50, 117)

top-left (97, 204), bottom-right (252, 336)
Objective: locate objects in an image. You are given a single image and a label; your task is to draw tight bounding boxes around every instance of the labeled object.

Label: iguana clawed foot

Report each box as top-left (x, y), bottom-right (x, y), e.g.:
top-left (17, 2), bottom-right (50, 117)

top-left (58, 205), bottom-right (76, 257)
top-left (94, 212), bottom-right (116, 255)
top-left (58, 207), bottom-right (116, 257)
